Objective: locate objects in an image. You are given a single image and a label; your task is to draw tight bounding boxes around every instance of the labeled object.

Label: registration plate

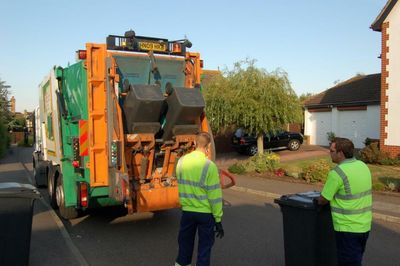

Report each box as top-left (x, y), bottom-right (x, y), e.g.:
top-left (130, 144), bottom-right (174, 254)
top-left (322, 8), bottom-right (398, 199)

top-left (139, 41), bottom-right (167, 52)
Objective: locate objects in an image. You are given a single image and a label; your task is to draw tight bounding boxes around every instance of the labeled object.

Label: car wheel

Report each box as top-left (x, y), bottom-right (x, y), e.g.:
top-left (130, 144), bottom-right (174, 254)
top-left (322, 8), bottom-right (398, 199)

top-left (288, 139), bottom-right (300, 151)
top-left (247, 145), bottom-right (258, 156)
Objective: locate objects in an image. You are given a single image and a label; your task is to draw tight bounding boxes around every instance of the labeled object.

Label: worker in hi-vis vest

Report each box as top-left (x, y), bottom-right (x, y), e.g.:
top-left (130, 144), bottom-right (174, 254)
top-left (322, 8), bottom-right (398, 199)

top-left (175, 132), bottom-right (224, 266)
top-left (318, 137), bottom-right (372, 266)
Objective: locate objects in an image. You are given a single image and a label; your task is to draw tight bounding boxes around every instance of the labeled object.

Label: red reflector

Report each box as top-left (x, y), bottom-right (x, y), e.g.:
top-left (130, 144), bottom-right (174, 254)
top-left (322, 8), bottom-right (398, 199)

top-left (72, 160), bottom-right (80, 168)
top-left (80, 183), bottom-right (88, 208)
top-left (78, 50), bottom-right (87, 60)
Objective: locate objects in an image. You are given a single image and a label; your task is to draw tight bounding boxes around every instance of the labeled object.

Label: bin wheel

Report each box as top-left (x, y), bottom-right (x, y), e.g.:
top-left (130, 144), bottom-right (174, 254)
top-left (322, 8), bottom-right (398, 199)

top-left (47, 169), bottom-right (58, 209)
top-left (56, 175), bottom-right (79, 220)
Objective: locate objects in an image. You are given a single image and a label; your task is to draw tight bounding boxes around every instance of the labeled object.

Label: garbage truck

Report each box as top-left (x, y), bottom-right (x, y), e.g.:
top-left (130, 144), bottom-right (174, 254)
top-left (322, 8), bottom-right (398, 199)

top-left (32, 30), bottom-right (234, 219)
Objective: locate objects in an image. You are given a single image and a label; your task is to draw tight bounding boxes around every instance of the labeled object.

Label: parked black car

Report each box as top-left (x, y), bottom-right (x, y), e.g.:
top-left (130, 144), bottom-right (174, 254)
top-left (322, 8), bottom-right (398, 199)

top-left (232, 129), bottom-right (304, 155)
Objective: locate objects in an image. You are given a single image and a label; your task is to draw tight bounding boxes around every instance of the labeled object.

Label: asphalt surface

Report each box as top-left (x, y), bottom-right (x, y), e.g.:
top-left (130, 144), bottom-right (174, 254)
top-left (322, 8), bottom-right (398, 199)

top-left (1, 146), bottom-right (399, 265)
top-left (0, 146), bottom-right (83, 266)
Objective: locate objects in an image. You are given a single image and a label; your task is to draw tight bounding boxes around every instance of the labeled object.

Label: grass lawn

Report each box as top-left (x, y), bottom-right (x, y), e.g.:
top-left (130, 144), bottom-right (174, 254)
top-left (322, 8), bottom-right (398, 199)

top-left (280, 155), bottom-right (400, 192)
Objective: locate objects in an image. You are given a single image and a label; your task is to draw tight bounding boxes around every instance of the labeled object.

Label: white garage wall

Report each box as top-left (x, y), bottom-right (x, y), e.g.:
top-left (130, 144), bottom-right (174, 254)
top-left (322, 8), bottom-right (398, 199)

top-left (365, 105), bottom-right (380, 140)
top-left (304, 109), bottom-right (332, 146)
top-left (304, 105), bottom-right (380, 148)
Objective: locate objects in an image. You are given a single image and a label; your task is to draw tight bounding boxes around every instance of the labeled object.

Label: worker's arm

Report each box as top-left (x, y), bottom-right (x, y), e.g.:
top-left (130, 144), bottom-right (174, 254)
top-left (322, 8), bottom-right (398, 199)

top-left (206, 163), bottom-right (223, 222)
top-left (319, 170), bottom-right (341, 205)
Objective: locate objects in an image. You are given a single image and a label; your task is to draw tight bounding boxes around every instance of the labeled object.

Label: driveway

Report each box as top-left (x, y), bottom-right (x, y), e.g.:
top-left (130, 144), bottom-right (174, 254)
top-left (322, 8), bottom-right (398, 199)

top-left (215, 144), bottom-right (329, 169)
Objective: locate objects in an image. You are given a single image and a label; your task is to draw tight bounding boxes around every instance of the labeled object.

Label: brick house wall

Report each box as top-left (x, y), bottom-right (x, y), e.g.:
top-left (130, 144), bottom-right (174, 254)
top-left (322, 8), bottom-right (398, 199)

top-left (379, 3), bottom-right (400, 157)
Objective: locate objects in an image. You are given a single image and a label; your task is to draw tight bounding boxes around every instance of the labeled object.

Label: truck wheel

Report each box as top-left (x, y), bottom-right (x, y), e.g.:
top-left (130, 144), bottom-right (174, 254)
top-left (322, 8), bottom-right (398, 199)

top-left (47, 168), bottom-right (58, 209)
top-left (56, 175), bottom-right (79, 220)
top-left (34, 162), bottom-right (47, 187)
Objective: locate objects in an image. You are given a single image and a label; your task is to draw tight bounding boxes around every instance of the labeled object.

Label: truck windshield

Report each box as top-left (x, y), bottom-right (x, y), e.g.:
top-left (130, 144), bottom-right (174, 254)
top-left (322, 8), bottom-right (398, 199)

top-left (114, 55), bottom-right (185, 93)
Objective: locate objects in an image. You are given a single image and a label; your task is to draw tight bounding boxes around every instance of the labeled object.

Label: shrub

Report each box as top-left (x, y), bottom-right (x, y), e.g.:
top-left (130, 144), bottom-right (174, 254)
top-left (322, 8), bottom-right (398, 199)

top-left (228, 151), bottom-right (280, 174)
top-left (372, 183), bottom-right (386, 191)
top-left (247, 152), bottom-right (280, 173)
top-left (364, 137), bottom-right (379, 147)
top-left (379, 177), bottom-right (400, 192)
top-left (274, 168), bottom-right (285, 177)
top-left (379, 157), bottom-right (400, 166)
top-left (358, 142), bottom-right (389, 164)
top-left (326, 132), bottom-right (336, 143)
top-left (301, 159), bottom-right (331, 183)
top-left (228, 163), bottom-right (246, 174)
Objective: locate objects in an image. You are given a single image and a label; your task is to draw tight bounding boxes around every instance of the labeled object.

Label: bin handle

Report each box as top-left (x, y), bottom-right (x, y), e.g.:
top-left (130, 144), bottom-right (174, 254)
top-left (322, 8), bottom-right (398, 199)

top-left (219, 169), bottom-right (236, 189)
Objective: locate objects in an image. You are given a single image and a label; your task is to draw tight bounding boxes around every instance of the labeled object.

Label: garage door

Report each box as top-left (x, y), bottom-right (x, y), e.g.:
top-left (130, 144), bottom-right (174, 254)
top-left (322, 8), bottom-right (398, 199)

top-left (338, 110), bottom-right (367, 148)
top-left (308, 112), bottom-right (332, 146)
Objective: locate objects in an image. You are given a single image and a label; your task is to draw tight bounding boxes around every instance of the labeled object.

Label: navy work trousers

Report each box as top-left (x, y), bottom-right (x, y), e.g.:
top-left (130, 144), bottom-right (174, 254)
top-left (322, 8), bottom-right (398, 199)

top-left (335, 231), bottom-right (369, 266)
top-left (176, 211), bottom-right (215, 266)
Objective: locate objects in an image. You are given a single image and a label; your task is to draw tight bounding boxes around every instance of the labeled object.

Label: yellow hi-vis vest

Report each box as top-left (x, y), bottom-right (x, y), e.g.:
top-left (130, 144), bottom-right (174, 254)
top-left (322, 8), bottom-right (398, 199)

top-left (176, 151), bottom-right (223, 222)
top-left (321, 158), bottom-right (372, 232)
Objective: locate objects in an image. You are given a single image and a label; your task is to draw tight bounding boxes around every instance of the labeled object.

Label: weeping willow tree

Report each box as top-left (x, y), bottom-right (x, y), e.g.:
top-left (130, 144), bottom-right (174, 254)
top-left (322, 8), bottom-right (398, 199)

top-left (203, 59), bottom-right (302, 155)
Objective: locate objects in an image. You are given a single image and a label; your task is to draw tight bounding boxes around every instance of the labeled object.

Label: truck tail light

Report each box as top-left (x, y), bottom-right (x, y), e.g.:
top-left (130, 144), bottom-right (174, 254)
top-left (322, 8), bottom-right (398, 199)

top-left (77, 50), bottom-right (87, 60)
top-left (240, 137), bottom-right (246, 145)
top-left (79, 182), bottom-right (88, 208)
top-left (72, 160), bottom-right (80, 168)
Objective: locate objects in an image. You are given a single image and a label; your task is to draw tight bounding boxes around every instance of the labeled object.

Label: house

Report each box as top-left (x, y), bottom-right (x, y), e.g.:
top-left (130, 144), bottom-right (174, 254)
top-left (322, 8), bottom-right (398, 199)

top-left (304, 74), bottom-right (380, 148)
top-left (371, 0), bottom-right (400, 158)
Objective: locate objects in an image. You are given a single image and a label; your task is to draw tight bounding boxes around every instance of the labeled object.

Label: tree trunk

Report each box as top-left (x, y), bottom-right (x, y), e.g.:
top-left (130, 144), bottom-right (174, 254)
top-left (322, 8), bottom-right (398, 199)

top-left (257, 133), bottom-right (264, 155)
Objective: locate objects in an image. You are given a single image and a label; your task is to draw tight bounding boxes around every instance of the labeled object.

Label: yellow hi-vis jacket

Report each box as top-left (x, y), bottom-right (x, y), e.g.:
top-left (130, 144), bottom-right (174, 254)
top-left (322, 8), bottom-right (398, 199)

top-left (176, 151), bottom-right (223, 222)
top-left (322, 158), bottom-right (372, 232)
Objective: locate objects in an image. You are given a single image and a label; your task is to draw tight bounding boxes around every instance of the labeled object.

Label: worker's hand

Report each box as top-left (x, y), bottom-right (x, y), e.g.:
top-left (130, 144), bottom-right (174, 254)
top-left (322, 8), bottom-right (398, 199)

top-left (215, 222), bottom-right (224, 239)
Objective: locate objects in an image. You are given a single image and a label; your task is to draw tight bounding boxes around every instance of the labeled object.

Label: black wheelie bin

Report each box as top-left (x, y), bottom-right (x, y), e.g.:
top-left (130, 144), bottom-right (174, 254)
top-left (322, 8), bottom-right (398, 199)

top-left (274, 191), bottom-right (337, 266)
top-left (0, 182), bottom-right (40, 266)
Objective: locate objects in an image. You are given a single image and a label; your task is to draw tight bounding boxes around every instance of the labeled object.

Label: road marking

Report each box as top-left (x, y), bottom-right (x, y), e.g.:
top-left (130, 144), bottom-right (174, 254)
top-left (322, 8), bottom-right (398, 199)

top-left (231, 185), bottom-right (400, 224)
top-left (20, 161), bottom-right (89, 266)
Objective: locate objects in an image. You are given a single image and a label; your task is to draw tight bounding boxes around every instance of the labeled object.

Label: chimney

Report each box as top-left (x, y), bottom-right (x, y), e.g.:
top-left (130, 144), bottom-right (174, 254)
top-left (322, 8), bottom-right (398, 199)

top-left (10, 96), bottom-right (16, 113)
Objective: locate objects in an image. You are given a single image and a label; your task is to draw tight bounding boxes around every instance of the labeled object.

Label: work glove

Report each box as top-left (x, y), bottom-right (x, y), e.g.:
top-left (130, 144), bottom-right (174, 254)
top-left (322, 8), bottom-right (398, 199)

top-left (215, 222), bottom-right (224, 239)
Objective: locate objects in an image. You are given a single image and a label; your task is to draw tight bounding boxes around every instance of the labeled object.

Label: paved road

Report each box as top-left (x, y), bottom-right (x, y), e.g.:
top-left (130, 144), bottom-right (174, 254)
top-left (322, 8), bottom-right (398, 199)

top-left (7, 147), bottom-right (400, 265)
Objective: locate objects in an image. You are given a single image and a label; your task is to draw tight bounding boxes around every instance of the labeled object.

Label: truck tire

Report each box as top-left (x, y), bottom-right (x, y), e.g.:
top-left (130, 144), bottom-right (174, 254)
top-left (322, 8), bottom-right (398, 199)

top-left (33, 161), bottom-right (47, 187)
top-left (47, 167), bottom-right (58, 209)
top-left (56, 175), bottom-right (79, 220)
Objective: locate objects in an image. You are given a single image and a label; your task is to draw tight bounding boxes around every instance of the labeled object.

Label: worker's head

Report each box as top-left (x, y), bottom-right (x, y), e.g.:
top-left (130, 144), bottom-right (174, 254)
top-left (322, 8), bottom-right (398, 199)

top-left (330, 137), bottom-right (354, 163)
top-left (195, 132), bottom-right (211, 154)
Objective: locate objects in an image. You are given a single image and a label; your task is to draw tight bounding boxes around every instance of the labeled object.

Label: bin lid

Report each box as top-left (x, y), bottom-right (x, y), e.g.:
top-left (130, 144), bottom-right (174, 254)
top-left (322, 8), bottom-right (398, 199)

top-left (274, 191), bottom-right (321, 210)
top-left (0, 182), bottom-right (41, 199)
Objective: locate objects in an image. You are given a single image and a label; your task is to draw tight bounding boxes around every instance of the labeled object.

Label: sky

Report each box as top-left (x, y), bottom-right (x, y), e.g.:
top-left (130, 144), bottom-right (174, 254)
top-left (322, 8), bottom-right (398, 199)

top-left (0, 0), bottom-right (387, 112)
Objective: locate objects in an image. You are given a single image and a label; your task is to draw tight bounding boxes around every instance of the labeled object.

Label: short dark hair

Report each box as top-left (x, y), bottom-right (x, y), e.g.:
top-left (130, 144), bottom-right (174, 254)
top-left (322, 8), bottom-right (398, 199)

top-left (196, 132), bottom-right (211, 148)
top-left (332, 137), bottom-right (354, 158)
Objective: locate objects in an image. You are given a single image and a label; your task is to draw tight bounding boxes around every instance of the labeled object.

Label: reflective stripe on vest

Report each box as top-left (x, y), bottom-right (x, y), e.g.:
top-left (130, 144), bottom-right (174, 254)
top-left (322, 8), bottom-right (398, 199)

top-left (177, 159), bottom-right (211, 188)
top-left (334, 166), bottom-right (352, 194)
top-left (332, 165), bottom-right (371, 214)
top-left (331, 206), bottom-right (372, 215)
